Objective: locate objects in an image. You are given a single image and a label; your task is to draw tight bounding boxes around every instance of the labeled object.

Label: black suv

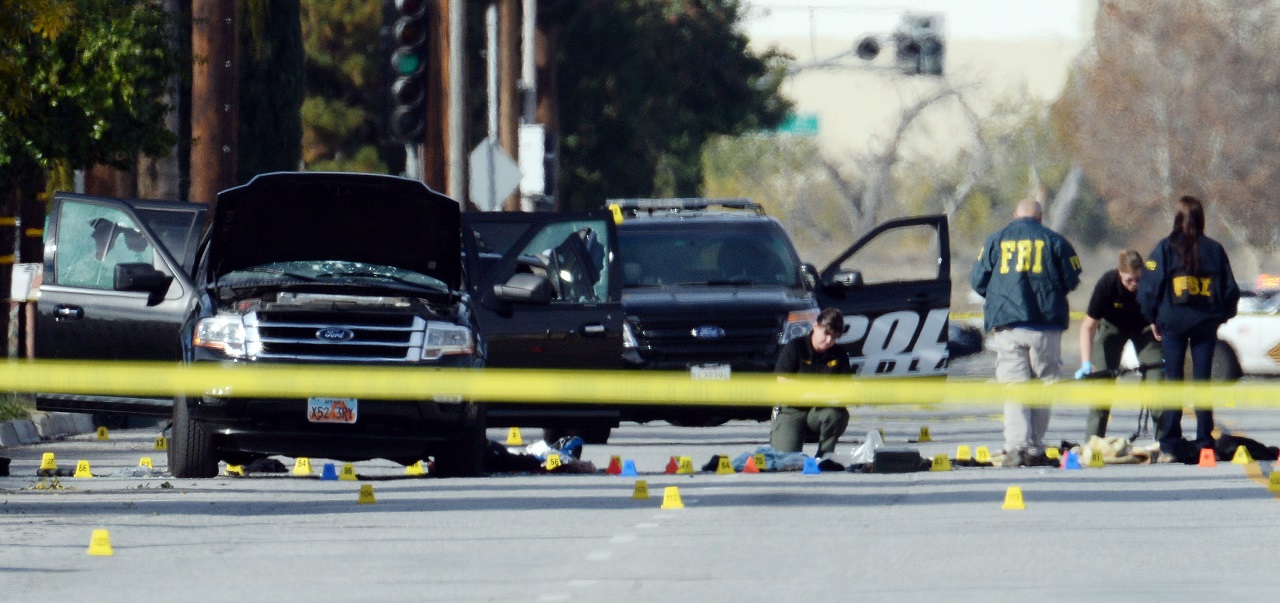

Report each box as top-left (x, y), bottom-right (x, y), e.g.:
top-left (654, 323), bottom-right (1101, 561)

top-left (464, 199), bottom-right (954, 440)
top-left (36, 173), bottom-right (486, 478)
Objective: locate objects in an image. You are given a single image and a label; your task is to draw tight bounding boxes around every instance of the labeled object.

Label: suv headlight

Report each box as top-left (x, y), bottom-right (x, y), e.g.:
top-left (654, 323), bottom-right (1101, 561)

top-left (194, 315), bottom-right (248, 358)
top-left (780, 308), bottom-right (820, 344)
top-left (423, 322), bottom-right (475, 360)
top-left (623, 321), bottom-right (638, 349)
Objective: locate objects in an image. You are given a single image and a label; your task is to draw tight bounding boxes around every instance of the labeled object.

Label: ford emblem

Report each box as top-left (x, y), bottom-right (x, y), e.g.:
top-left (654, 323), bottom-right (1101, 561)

top-left (691, 325), bottom-right (726, 340)
top-left (316, 327), bottom-right (355, 342)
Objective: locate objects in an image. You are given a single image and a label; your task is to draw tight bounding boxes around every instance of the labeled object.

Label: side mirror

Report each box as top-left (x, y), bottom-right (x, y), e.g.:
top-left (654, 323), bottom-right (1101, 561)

top-left (114, 263), bottom-right (172, 295)
top-left (829, 270), bottom-right (863, 289)
top-left (800, 263), bottom-right (819, 290)
top-left (494, 273), bottom-right (552, 304)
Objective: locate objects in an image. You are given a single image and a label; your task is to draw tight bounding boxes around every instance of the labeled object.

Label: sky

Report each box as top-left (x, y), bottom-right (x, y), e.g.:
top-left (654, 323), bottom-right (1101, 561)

top-left (742, 0), bottom-right (1088, 47)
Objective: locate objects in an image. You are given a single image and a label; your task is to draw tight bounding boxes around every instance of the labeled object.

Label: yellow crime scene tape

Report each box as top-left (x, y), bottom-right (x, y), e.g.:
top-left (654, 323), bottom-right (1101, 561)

top-left (3, 360), bottom-right (1279, 410)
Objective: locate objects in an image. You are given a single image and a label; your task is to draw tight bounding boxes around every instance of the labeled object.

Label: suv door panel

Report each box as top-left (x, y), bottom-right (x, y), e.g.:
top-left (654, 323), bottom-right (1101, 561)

top-left (818, 216), bottom-right (951, 377)
top-left (463, 211), bottom-right (623, 424)
top-left (36, 194), bottom-right (204, 416)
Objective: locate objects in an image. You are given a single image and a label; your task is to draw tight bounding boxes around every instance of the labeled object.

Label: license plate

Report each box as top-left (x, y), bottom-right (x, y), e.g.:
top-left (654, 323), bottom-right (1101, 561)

top-left (691, 364), bottom-right (731, 380)
top-left (307, 398), bottom-right (358, 424)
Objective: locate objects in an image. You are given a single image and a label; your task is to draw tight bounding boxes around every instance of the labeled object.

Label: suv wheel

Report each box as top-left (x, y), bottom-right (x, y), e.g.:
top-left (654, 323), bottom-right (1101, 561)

top-left (168, 394), bottom-right (219, 478)
top-left (542, 426), bottom-right (612, 445)
top-left (1211, 341), bottom-right (1242, 381)
top-left (433, 404), bottom-right (487, 478)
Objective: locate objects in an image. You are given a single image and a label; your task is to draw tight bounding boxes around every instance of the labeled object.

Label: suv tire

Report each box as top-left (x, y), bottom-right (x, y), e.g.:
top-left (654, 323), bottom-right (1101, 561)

top-left (433, 404), bottom-right (487, 478)
top-left (1211, 340), bottom-right (1242, 381)
top-left (542, 426), bottom-right (612, 445)
top-left (169, 394), bottom-right (219, 478)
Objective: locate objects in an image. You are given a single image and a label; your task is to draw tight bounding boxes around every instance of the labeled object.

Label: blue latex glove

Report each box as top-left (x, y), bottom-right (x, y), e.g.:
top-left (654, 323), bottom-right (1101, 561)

top-left (1074, 361), bottom-right (1093, 380)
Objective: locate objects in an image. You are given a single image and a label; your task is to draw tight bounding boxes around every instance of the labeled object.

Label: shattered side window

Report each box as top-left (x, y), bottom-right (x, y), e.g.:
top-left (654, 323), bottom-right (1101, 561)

top-left (54, 202), bottom-right (155, 289)
top-left (517, 220), bottom-right (611, 302)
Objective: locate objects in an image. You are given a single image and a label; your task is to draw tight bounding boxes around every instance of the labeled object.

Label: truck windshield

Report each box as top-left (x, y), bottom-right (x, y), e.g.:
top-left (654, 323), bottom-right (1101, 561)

top-left (619, 226), bottom-right (801, 288)
top-left (221, 260), bottom-right (450, 293)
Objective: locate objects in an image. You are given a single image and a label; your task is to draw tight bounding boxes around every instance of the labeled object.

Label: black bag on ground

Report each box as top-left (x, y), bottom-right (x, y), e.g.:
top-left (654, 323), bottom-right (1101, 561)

top-left (872, 448), bottom-right (928, 473)
top-left (1215, 434), bottom-right (1280, 462)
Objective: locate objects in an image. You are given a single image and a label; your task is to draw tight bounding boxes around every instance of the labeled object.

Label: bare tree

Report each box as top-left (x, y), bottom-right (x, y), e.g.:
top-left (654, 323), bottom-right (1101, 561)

top-left (1063, 0), bottom-right (1280, 275)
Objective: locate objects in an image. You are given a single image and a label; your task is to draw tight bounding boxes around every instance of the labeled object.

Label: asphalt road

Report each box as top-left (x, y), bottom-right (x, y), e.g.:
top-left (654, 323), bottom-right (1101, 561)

top-left (4, 353), bottom-right (1280, 602)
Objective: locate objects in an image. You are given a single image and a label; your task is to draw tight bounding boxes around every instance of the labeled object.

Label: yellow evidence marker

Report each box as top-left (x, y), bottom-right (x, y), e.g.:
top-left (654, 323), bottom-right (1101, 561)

top-left (74, 460), bottom-right (93, 478)
top-left (545, 453), bottom-right (562, 470)
top-left (1002, 486), bottom-right (1026, 510)
top-left (1045, 447), bottom-right (1061, 460)
top-left (292, 457), bottom-right (313, 476)
top-left (96, 426), bottom-right (109, 441)
top-left (1231, 446), bottom-right (1254, 464)
top-left (87, 529), bottom-right (114, 556)
top-left (1087, 450), bottom-right (1106, 468)
top-left (632, 480), bottom-right (650, 500)
top-left (715, 455), bottom-right (735, 474)
top-left (405, 460), bottom-right (426, 476)
top-left (753, 453), bottom-right (768, 471)
top-left (39, 452), bottom-right (57, 472)
top-left (1269, 472), bottom-right (1280, 491)
top-left (339, 463), bottom-right (358, 481)
top-left (975, 446), bottom-right (992, 463)
top-left (930, 454), bottom-right (952, 472)
top-left (505, 427), bottom-right (524, 446)
top-left (955, 445), bottom-right (972, 461)
top-left (917, 426), bottom-right (932, 442)
top-left (153, 436), bottom-right (168, 451)
top-left (225, 464), bottom-right (244, 476)
top-left (660, 486), bottom-right (684, 509)
top-left (357, 484), bottom-right (377, 504)
top-left (676, 456), bottom-right (695, 475)
top-left (138, 457), bottom-right (153, 469)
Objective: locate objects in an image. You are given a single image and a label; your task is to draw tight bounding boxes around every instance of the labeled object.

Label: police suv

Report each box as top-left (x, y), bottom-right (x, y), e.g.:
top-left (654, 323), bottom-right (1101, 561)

top-left (465, 198), bottom-right (955, 441)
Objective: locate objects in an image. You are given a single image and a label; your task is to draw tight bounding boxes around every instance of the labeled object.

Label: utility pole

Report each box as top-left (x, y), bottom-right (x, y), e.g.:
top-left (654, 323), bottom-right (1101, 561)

top-left (190, 0), bottom-right (238, 205)
top-left (498, 0), bottom-right (520, 210)
top-left (422, 0), bottom-right (448, 189)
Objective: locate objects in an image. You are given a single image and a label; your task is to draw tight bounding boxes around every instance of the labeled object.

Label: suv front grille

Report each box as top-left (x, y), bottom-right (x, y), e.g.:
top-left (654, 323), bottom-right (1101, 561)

top-left (247, 310), bottom-right (424, 362)
top-left (633, 316), bottom-right (779, 362)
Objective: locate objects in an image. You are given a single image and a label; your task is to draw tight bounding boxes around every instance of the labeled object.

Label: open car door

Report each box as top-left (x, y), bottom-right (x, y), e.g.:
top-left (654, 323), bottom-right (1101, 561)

top-left (35, 193), bottom-right (206, 416)
top-left (815, 215), bottom-right (951, 377)
top-left (462, 210), bottom-right (624, 428)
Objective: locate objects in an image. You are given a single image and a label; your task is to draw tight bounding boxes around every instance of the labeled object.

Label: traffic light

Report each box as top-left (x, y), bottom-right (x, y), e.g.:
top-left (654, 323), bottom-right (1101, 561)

top-left (388, 0), bottom-right (428, 144)
top-left (893, 14), bottom-right (944, 76)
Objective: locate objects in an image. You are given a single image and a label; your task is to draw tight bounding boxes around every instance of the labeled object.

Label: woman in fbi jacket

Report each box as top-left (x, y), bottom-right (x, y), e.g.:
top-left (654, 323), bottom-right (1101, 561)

top-left (1137, 195), bottom-right (1239, 463)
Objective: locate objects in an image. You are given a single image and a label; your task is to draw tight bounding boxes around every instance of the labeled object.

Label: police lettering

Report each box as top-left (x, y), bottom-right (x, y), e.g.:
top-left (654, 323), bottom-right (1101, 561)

top-left (838, 308), bottom-right (949, 376)
top-left (998, 239), bottom-right (1046, 274)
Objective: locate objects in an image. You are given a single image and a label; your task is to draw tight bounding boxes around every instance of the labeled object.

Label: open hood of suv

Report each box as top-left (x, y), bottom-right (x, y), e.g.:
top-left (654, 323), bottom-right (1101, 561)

top-left (209, 172), bottom-right (461, 289)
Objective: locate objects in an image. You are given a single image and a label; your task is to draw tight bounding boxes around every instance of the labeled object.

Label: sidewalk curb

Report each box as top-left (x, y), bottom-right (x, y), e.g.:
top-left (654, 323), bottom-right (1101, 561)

top-left (0, 412), bottom-right (97, 449)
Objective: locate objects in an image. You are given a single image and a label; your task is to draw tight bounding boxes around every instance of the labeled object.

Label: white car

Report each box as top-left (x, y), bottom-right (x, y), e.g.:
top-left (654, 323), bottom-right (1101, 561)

top-left (1212, 289), bottom-right (1280, 379)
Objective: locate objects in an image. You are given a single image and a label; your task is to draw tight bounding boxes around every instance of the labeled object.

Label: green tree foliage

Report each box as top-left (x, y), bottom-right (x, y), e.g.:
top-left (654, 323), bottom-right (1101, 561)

top-left (0, 0), bottom-right (178, 189)
top-left (554, 0), bottom-right (791, 210)
top-left (238, 0), bottom-right (305, 182)
top-left (299, 0), bottom-right (388, 173)
top-left (0, 0), bottom-right (76, 117)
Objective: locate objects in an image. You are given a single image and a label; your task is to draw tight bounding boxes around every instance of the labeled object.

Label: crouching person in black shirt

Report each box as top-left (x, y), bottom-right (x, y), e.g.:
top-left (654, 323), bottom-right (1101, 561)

top-left (770, 308), bottom-right (850, 471)
top-left (1075, 249), bottom-right (1164, 440)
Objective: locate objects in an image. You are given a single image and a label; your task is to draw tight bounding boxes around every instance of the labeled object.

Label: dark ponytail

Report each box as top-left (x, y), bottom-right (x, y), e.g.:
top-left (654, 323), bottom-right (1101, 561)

top-left (1171, 195), bottom-right (1205, 273)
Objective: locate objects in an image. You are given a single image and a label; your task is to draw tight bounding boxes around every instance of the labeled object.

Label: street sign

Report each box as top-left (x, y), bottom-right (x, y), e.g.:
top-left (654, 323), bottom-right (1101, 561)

top-left (776, 113), bottom-right (820, 136)
top-left (469, 138), bottom-right (521, 212)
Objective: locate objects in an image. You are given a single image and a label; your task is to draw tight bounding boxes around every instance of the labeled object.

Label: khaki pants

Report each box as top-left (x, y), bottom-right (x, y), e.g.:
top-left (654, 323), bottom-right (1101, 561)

top-left (993, 327), bottom-right (1062, 455)
top-left (770, 406), bottom-right (850, 457)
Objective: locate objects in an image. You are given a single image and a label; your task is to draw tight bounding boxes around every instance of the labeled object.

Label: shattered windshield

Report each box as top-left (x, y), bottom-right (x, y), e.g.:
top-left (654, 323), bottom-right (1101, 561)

top-left (220, 260), bottom-right (450, 293)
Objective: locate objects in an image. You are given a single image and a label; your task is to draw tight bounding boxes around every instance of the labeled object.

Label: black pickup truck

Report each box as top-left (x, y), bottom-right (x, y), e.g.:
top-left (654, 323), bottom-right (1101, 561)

top-left (36, 172), bottom-right (486, 477)
top-left (465, 199), bottom-right (955, 441)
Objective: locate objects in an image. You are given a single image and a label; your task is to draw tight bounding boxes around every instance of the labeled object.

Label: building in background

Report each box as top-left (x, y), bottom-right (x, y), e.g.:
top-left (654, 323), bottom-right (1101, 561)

top-left (743, 0), bottom-right (1097, 159)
